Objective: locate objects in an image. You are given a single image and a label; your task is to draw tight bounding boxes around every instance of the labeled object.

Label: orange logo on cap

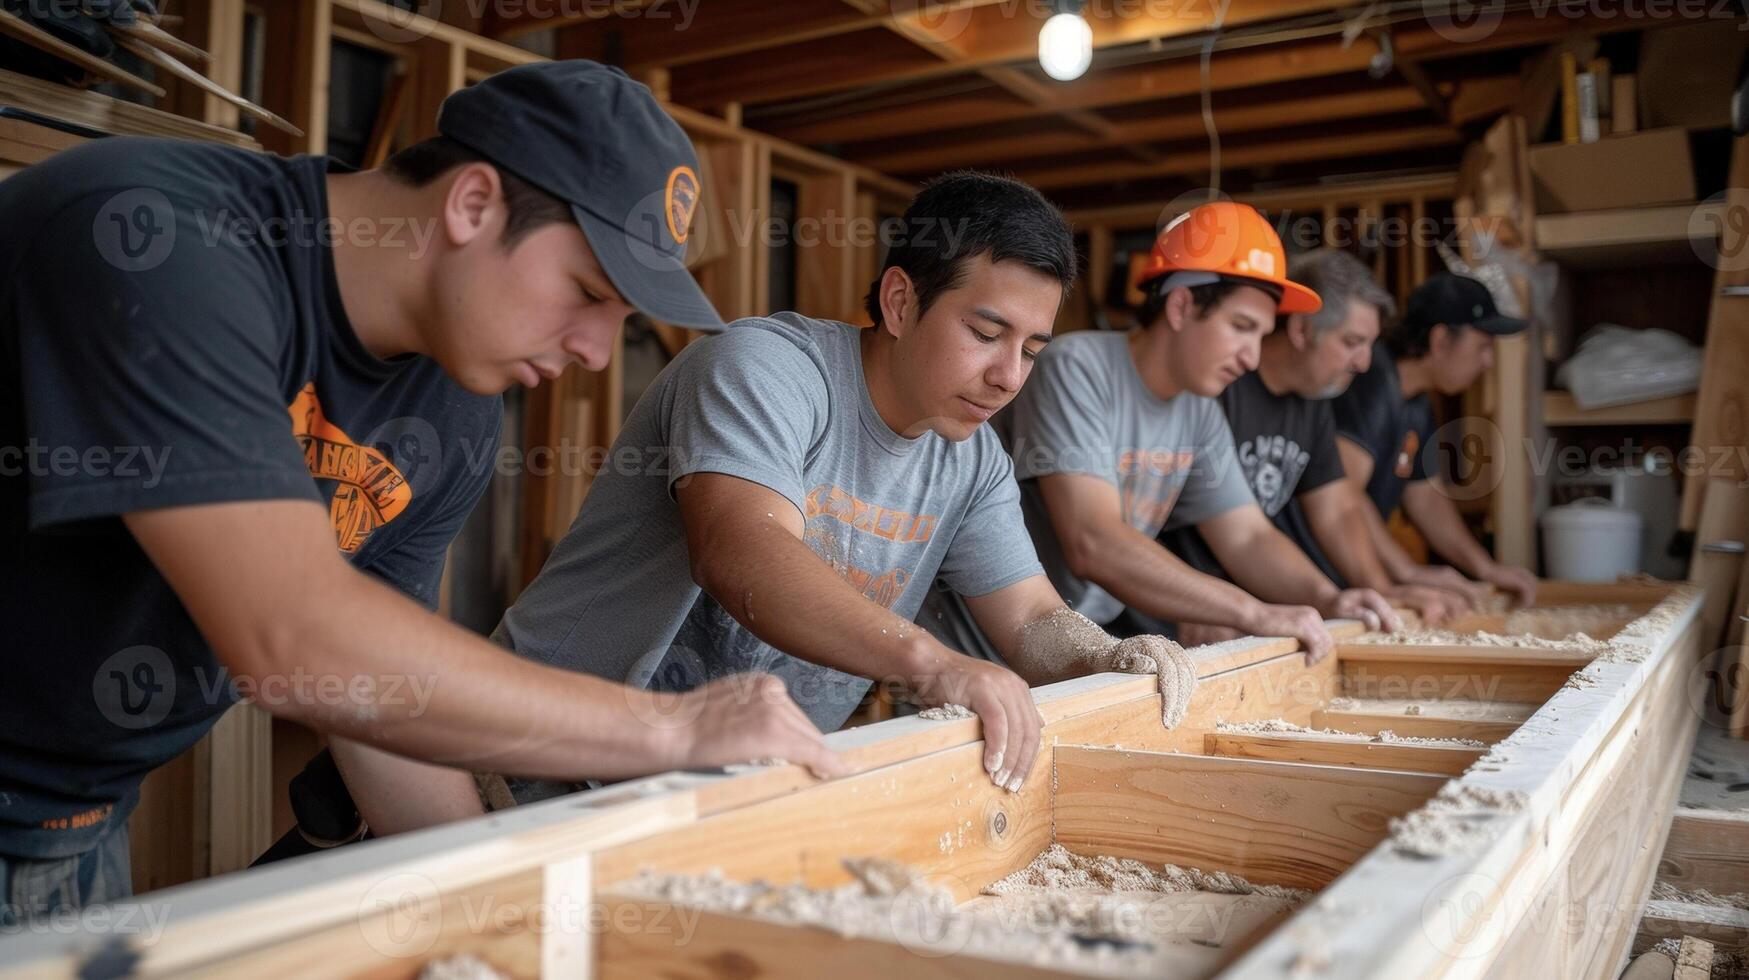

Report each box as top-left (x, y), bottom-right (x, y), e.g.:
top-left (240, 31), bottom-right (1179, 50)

top-left (665, 166), bottom-right (699, 244)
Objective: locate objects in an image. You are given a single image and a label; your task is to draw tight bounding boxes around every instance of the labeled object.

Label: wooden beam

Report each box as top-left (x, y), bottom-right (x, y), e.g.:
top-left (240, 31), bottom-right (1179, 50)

top-left (859, 84), bottom-right (1428, 175)
top-left (674, 0), bottom-right (1361, 108)
top-left (1386, 37), bottom-right (1450, 123)
top-left (1337, 642), bottom-right (1596, 668)
top-left (1682, 132), bottom-right (1749, 531)
top-left (1204, 731), bottom-right (1485, 775)
top-left (1054, 747), bottom-right (1447, 891)
top-left (1062, 172), bottom-right (1456, 228)
top-left (1010, 125), bottom-right (1459, 190)
top-left (1659, 808), bottom-right (1749, 896)
top-left (758, 11), bottom-right (1663, 145)
top-left (1312, 707), bottom-right (1523, 743)
top-left (1340, 659), bottom-right (1575, 703)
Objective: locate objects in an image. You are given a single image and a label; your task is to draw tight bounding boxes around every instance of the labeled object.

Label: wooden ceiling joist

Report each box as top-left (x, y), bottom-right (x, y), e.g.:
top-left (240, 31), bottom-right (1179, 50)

top-left (859, 82), bottom-right (1432, 174)
top-left (1011, 122), bottom-right (1458, 189)
top-left (670, 0), bottom-right (1365, 108)
top-left (757, 9), bottom-right (1602, 146)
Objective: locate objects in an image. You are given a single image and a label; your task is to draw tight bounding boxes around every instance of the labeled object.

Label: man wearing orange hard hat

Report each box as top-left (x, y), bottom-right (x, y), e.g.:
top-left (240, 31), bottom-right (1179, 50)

top-left (924, 201), bottom-right (1400, 666)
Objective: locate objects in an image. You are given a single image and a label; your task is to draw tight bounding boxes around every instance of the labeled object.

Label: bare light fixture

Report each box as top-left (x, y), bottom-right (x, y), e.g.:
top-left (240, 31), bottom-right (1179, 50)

top-left (1038, 2), bottom-right (1092, 81)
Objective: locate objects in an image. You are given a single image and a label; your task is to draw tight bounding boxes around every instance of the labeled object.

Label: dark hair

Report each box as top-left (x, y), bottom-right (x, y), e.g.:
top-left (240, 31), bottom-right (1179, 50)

top-left (863, 171), bottom-right (1075, 328)
top-left (382, 136), bottom-right (572, 248)
top-left (1385, 316), bottom-right (1459, 359)
top-left (1135, 276), bottom-right (1282, 329)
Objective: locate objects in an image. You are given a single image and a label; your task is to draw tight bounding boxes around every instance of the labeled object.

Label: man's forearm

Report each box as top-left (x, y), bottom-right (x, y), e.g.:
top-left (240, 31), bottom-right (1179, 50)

top-left (1211, 525), bottom-right (1339, 609)
top-left (694, 520), bottom-right (944, 686)
top-left (1404, 483), bottom-right (1495, 578)
top-left (1312, 496), bottom-right (1395, 592)
top-left (1076, 520), bottom-right (1264, 630)
top-left (1359, 499), bottom-right (1419, 582)
top-left (269, 566), bottom-right (695, 780)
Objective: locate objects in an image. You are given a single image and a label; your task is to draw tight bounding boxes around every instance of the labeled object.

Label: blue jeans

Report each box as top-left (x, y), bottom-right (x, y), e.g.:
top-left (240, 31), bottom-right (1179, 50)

top-left (0, 820), bottom-right (131, 927)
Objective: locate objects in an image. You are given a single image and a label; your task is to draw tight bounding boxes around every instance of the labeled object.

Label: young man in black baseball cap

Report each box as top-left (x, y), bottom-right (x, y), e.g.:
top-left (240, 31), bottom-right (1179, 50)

top-left (0, 60), bottom-right (845, 920)
top-left (1331, 271), bottom-right (1539, 606)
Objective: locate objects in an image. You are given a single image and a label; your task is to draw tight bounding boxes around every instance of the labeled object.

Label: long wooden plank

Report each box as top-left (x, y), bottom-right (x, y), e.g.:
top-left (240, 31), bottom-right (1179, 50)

top-left (1341, 660), bottom-right (1576, 703)
top-left (1205, 732), bottom-right (1484, 776)
top-left (1312, 709), bottom-right (1522, 743)
top-left (1659, 809), bottom-right (1749, 896)
top-left (1338, 643), bottom-right (1598, 668)
top-left (1054, 748), bottom-right (1447, 892)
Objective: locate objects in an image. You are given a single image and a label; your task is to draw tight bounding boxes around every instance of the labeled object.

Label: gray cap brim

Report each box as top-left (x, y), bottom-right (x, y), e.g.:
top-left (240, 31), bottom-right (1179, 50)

top-left (571, 203), bottom-right (725, 331)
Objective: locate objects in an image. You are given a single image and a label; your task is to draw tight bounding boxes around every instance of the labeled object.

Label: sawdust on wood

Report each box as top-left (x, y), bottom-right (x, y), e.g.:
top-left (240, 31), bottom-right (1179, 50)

top-left (1373, 729), bottom-right (1486, 748)
top-left (918, 703), bottom-right (976, 721)
top-left (1215, 719), bottom-right (1483, 748)
top-left (1651, 881), bottom-right (1749, 911)
top-left (1388, 783), bottom-right (1529, 857)
top-left (1353, 626), bottom-right (1611, 653)
top-left (418, 955), bottom-right (505, 980)
top-left (987, 844), bottom-right (1310, 902)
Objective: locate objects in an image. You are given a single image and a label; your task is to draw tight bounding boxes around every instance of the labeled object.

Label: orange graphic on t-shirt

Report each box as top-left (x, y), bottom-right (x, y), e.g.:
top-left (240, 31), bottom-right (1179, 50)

top-left (1117, 449), bottom-right (1194, 529)
top-left (804, 484), bottom-right (937, 544)
top-left (288, 383), bottom-right (412, 553)
top-left (801, 483), bottom-right (930, 609)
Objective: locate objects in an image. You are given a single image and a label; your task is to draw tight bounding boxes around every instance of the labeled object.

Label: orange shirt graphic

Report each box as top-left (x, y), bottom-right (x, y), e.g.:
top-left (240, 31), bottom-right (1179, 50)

top-left (1116, 448), bottom-right (1195, 530)
top-left (288, 382), bottom-right (412, 553)
top-left (802, 483), bottom-right (934, 609)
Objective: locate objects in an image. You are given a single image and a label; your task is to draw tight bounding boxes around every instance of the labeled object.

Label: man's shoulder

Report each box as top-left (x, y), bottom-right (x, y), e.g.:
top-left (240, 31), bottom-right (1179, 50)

top-left (1039, 329), bottom-right (1124, 370)
top-left (699, 312), bottom-right (843, 368)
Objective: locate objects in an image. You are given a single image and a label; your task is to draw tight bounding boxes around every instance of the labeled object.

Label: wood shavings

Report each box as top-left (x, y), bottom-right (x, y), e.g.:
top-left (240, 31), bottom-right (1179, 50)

top-left (1373, 730), bottom-right (1486, 748)
top-left (1388, 783), bottom-right (1529, 857)
top-left (1216, 719), bottom-right (1483, 747)
top-left (986, 844), bottom-right (1310, 902)
top-left (418, 954), bottom-right (506, 980)
top-left (918, 703), bottom-right (976, 720)
top-left (1651, 881), bottom-right (1749, 911)
top-left (1355, 626), bottom-right (1610, 653)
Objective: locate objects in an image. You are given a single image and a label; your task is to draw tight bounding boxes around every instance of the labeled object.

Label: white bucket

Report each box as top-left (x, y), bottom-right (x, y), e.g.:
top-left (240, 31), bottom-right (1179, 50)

top-left (1540, 498), bottom-right (1643, 581)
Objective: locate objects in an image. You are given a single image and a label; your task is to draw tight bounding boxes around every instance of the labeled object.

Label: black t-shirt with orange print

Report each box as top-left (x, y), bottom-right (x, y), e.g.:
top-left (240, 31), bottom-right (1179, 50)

top-left (0, 137), bottom-right (500, 859)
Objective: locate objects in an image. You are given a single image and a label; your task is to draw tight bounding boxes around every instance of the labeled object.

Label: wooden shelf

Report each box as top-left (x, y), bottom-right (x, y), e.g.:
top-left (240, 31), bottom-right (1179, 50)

top-left (1543, 390), bottom-right (1696, 426)
top-left (1534, 201), bottom-right (1723, 268)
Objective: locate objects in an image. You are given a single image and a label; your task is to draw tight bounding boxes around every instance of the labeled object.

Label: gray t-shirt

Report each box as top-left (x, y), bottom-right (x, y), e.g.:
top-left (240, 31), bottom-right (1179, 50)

top-left (493, 312), bottom-right (1040, 736)
top-left (1003, 331), bottom-right (1251, 625)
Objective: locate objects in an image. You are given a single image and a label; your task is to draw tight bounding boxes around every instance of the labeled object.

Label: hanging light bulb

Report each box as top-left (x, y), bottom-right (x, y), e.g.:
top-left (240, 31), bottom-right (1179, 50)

top-left (1038, 6), bottom-right (1092, 81)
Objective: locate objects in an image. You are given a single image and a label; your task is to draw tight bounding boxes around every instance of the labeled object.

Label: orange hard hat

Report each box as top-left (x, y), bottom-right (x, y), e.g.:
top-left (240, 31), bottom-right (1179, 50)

top-left (1132, 201), bottom-right (1322, 314)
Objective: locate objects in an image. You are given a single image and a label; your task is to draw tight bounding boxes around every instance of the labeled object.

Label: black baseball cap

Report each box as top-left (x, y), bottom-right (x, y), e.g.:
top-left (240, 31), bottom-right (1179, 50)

top-left (437, 61), bottom-right (725, 330)
top-left (1403, 272), bottom-right (1527, 337)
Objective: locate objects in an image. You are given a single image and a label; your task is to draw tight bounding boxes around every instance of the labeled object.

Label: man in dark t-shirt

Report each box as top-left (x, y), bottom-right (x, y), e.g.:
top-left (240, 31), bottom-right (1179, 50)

top-left (1161, 249), bottom-right (1469, 626)
top-left (1331, 272), bottom-right (1538, 606)
top-left (0, 61), bottom-right (842, 920)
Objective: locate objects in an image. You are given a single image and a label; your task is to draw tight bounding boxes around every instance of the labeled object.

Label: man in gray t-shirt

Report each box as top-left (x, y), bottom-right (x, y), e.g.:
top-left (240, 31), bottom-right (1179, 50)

top-left (494, 173), bottom-right (1158, 801)
top-left (498, 310), bottom-right (1040, 732)
top-left (925, 202), bottom-right (1398, 663)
